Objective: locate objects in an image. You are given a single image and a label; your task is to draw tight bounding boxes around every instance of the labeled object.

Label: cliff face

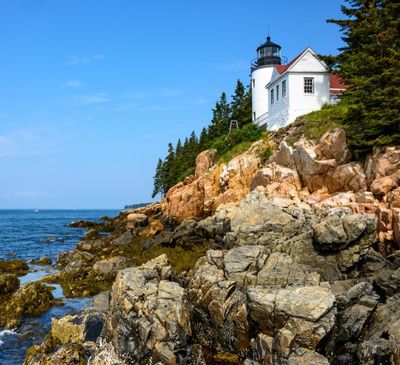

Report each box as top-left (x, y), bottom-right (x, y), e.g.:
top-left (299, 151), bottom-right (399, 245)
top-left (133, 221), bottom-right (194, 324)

top-left (24, 129), bottom-right (400, 365)
top-left (165, 128), bottom-right (400, 256)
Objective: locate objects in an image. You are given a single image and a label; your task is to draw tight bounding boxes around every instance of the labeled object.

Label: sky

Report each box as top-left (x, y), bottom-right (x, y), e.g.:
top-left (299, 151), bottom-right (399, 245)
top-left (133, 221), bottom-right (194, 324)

top-left (0, 0), bottom-right (346, 209)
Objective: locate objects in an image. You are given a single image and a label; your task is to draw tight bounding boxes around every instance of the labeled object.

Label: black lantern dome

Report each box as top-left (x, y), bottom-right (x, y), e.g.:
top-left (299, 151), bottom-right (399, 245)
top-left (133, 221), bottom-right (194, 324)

top-left (252, 36), bottom-right (282, 69)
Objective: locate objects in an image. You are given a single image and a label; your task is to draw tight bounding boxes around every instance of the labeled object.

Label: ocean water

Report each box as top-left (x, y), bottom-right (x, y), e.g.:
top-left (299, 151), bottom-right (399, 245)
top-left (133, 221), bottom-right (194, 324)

top-left (0, 209), bottom-right (120, 365)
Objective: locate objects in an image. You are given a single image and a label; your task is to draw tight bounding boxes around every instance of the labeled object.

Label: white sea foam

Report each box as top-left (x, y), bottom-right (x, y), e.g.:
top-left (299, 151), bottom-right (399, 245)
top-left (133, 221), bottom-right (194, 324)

top-left (0, 329), bottom-right (17, 347)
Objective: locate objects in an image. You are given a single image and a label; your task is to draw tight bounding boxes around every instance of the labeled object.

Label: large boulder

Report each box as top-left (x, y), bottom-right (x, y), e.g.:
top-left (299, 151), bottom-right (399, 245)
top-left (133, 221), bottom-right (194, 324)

top-left (248, 286), bottom-right (336, 350)
top-left (0, 259), bottom-right (29, 275)
top-left (195, 149), bottom-right (217, 178)
top-left (96, 255), bottom-right (191, 365)
top-left (92, 256), bottom-right (134, 276)
top-left (315, 128), bottom-right (351, 164)
top-left (0, 282), bottom-right (55, 328)
top-left (0, 273), bottom-right (19, 297)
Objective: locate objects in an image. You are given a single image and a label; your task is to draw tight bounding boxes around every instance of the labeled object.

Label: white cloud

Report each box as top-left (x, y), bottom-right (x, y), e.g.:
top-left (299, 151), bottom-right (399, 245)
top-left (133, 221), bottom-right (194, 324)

top-left (65, 79), bottom-right (83, 88)
top-left (75, 92), bottom-right (111, 105)
top-left (0, 130), bottom-right (58, 157)
top-left (67, 54), bottom-right (104, 66)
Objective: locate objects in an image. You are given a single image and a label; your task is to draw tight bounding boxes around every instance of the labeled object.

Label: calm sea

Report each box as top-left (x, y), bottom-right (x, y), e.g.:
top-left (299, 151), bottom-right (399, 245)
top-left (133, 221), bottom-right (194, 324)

top-left (0, 209), bottom-right (120, 365)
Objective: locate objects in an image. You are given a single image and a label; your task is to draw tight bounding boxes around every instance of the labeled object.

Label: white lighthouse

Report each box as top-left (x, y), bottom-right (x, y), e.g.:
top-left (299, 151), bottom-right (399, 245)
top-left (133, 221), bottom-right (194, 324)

top-left (251, 36), bottom-right (283, 128)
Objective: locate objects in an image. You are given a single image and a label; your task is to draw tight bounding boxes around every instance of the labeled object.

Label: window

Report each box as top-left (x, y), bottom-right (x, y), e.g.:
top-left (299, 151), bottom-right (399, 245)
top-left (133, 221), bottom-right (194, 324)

top-left (253, 112), bottom-right (256, 120)
top-left (304, 77), bottom-right (314, 94)
top-left (252, 79), bottom-right (255, 88)
top-left (276, 85), bottom-right (279, 101)
top-left (270, 89), bottom-right (274, 104)
top-left (282, 80), bottom-right (287, 97)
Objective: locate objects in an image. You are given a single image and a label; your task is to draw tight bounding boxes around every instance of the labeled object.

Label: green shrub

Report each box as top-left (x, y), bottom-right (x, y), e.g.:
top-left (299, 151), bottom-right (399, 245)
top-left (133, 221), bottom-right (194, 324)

top-left (260, 147), bottom-right (273, 162)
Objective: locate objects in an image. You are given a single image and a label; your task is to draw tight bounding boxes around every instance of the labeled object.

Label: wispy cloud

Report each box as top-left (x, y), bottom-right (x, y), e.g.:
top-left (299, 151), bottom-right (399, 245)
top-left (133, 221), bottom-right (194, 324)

top-left (74, 92), bottom-right (111, 105)
top-left (67, 53), bottom-right (104, 66)
top-left (0, 130), bottom-right (58, 157)
top-left (65, 79), bottom-right (83, 88)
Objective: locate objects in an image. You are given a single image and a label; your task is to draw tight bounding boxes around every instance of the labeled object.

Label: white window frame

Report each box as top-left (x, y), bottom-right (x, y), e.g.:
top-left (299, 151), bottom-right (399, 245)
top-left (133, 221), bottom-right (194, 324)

top-left (282, 80), bottom-right (287, 98)
top-left (276, 85), bottom-right (279, 101)
top-left (252, 79), bottom-right (255, 88)
top-left (304, 77), bottom-right (314, 94)
top-left (270, 89), bottom-right (274, 105)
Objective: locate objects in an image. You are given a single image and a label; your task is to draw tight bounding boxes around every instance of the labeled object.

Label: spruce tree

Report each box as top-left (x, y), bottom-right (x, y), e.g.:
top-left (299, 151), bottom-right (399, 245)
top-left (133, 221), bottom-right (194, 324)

top-left (208, 92), bottom-right (231, 138)
top-left (328, 0), bottom-right (400, 150)
top-left (151, 158), bottom-right (164, 198)
top-left (231, 80), bottom-right (252, 126)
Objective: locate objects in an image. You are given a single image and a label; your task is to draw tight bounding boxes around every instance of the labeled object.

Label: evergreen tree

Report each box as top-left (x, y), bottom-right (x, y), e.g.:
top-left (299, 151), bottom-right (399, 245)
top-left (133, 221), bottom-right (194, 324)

top-left (162, 143), bottom-right (176, 193)
top-left (208, 92), bottom-right (231, 138)
top-left (151, 158), bottom-right (164, 198)
top-left (199, 127), bottom-right (209, 150)
top-left (328, 0), bottom-right (400, 150)
top-left (231, 80), bottom-right (252, 126)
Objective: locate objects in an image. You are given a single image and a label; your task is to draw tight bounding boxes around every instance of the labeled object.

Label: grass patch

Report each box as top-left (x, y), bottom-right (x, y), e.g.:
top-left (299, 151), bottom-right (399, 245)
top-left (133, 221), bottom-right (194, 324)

top-left (301, 103), bottom-right (348, 140)
top-left (219, 141), bottom-right (253, 164)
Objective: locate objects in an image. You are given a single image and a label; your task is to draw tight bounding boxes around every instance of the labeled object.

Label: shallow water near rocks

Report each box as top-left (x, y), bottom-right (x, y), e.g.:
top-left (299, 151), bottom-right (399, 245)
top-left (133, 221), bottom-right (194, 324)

top-left (0, 209), bottom-right (119, 365)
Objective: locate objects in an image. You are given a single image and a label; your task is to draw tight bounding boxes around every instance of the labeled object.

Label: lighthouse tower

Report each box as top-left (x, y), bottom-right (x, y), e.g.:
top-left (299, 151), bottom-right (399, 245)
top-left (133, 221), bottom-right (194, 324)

top-left (251, 36), bottom-right (282, 128)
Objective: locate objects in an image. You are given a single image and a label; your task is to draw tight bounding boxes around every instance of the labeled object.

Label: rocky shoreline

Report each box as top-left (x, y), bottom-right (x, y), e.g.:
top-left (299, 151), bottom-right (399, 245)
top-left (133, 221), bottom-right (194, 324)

top-left (2, 128), bottom-right (400, 364)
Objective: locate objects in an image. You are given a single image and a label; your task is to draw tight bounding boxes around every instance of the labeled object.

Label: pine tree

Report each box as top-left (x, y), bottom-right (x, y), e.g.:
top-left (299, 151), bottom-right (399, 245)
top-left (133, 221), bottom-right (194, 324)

top-left (328, 0), bottom-right (400, 150)
top-left (199, 127), bottom-right (209, 150)
top-left (151, 158), bottom-right (164, 198)
top-left (208, 92), bottom-right (231, 138)
top-left (231, 80), bottom-right (252, 126)
top-left (162, 143), bottom-right (176, 193)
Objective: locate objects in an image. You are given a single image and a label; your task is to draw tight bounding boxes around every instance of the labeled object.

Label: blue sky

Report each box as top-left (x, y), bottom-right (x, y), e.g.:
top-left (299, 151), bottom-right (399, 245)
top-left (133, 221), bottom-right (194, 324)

top-left (0, 0), bottom-right (345, 209)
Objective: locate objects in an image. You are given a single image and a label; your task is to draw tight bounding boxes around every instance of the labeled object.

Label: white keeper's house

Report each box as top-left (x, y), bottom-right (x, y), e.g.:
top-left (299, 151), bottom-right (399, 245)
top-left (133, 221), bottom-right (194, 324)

top-left (251, 36), bottom-right (346, 130)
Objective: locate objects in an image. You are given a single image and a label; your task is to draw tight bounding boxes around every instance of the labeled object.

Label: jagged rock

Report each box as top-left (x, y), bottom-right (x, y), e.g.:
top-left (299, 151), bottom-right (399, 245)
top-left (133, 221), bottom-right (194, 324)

top-left (92, 291), bottom-right (110, 313)
top-left (29, 256), bottom-right (52, 265)
top-left (257, 252), bottom-right (320, 287)
top-left (313, 213), bottom-right (376, 252)
top-left (95, 255), bottom-right (191, 364)
top-left (112, 230), bottom-right (133, 245)
top-left (371, 171), bottom-right (400, 198)
top-left (325, 162), bottom-right (367, 193)
top-left (68, 220), bottom-right (97, 228)
top-left (0, 259), bottom-right (29, 275)
top-left (189, 255), bottom-right (249, 353)
top-left (388, 187), bottom-right (400, 208)
top-left (365, 146), bottom-right (400, 186)
top-left (166, 152), bottom-right (260, 222)
top-left (0, 273), bottom-right (19, 297)
top-left (293, 139), bottom-right (337, 191)
top-left (374, 268), bottom-right (400, 298)
top-left (126, 213), bottom-right (148, 229)
top-left (287, 348), bottom-right (330, 365)
top-left (357, 338), bottom-right (398, 365)
top-left (335, 282), bottom-right (379, 342)
top-left (393, 208), bottom-right (400, 247)
top-left (92, 256), bottom-right (134, 276)
top-left (0, 282), bottom-right (55, 328)
top-left (273, 141), bottom-right (295, 168)
top-left (52, 312), bottom-right (104, 344)
top-left (24, 342), bottom-right (89, 365)
top-left (248, 286), bottom-right (336, 349)
top-left (57, 249), bottom-right (94, 268)
top-left (195, 149), bottom-right (217, 178)
top-left (250, 163), bottom-right (301, 198)
top-left (315, 128), bottom-right (350, 164)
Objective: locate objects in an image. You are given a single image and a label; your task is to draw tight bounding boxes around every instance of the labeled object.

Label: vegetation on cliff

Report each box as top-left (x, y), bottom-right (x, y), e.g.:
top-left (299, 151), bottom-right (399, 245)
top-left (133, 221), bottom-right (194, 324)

top-left (152, 79), bottom-right (257, 197)
top-left (327, 0), bottom-right (400, 151)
